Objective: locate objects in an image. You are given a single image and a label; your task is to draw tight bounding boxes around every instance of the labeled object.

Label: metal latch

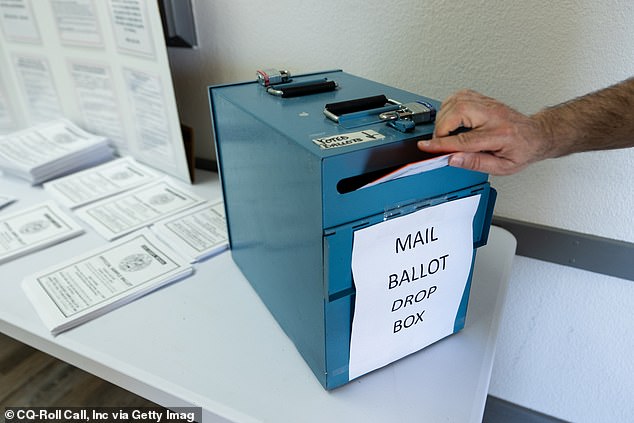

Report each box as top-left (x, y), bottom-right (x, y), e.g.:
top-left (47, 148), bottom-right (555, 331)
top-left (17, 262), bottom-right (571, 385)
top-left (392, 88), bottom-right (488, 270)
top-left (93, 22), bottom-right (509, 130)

top-left (379, 100), bottom-right (437, 132)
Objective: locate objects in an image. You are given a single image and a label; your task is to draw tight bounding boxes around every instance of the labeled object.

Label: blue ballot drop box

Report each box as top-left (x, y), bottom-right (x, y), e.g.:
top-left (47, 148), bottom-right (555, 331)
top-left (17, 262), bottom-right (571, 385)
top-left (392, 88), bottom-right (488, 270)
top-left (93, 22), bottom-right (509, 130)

top-left (209, 70), bottom-right (496, 390)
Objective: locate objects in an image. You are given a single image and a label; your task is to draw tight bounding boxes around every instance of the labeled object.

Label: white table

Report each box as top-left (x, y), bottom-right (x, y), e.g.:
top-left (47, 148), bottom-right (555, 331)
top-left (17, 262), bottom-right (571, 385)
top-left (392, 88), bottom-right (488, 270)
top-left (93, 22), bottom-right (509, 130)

top-left (0, 170), bottom-right (516, 423)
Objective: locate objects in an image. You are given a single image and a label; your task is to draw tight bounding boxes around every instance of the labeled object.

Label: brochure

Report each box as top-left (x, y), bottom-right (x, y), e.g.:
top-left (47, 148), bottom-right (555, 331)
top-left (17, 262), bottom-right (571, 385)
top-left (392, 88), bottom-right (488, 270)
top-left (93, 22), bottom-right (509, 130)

top-left (152, 200), bottom-right (228, 263)
top-left (0, 201), bottom-right (84, 264)
top-left (22, 229), bottom-right (193, 335)
top-left (0, 119), bottom-right (114, 184)
top-left (44, 156), bottom-right (161, 209)
top-left (74, 178), bottom-right (206, 241)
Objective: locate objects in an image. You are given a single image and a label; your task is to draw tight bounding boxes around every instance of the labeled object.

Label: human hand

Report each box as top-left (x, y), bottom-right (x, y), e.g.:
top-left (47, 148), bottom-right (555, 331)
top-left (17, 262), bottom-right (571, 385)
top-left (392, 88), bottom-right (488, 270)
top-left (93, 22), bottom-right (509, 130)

top-left (418, 90), bottom-right (551, 175)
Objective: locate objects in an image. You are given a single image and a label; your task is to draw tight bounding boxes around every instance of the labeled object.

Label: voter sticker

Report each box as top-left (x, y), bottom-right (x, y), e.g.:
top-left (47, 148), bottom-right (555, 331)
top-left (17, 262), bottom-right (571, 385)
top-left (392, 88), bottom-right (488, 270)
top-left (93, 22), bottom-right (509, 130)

top-left (312, 129), bottom-right (385, 149)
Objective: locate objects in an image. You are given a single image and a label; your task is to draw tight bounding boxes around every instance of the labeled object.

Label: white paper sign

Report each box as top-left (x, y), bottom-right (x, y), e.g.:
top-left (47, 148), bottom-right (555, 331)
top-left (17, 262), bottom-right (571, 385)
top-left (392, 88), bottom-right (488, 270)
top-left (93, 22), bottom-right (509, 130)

top-left (349, 194), bottom-right (481, 380)
top-left (13, 55), bottom-right (63, 123)
top-left (123, 68), bottom-right (173, 159)
top-left (68, 61), bottom-right (126, 151)
top-left (108, 0), bottom-right (155, 57)
top-left (52, 0), bottom-right (103, 47)
top-left (0, 0), bottom-right (41, 43)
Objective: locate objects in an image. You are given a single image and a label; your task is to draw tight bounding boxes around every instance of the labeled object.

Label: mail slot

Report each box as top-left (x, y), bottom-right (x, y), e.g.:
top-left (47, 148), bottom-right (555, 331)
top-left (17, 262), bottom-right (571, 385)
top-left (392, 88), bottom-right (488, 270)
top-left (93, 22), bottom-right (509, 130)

top-left (209, 70), bottom-right (496, 389)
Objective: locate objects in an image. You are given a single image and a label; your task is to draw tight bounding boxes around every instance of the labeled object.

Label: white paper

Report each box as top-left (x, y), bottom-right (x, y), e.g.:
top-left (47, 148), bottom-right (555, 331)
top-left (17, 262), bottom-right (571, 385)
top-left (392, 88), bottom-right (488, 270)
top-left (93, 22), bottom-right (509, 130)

top-left (152, 201), bottom-right (228, 263)
top-left (74, 178), bottom-right (206, 240)
top-left (12, 55), bottom-right (63, 123)
top-left (44, 156), bottom-right (160, 208)
top-left (52, 0), bottom-right (103, 47)
top-left (0, 201), bottom-right (84, 264)
top-left (0, 1), bottom-right (192, 182)
top-left (68, 60), bottom-right (126, 151)
top-left (349, 194), bottom-right (481, 380)
top-left (0, 83), bottom-right (17, 132)
top-left (22, 229), bottom-right (192, 334)
top-left (0, 118), bottom-right (113, 183)
top-left (0, 119), bottom-right (105, 169)
top-left (0, 0), bottom-right (41, 43)
top-left (0, 194), bottom-right (16, 209)
top-left (123, 68), bottom-right (173, 159)
top-left (362, 154), bottom-right (451, 189)
top-left (108, 0), bottom-right (155, 57)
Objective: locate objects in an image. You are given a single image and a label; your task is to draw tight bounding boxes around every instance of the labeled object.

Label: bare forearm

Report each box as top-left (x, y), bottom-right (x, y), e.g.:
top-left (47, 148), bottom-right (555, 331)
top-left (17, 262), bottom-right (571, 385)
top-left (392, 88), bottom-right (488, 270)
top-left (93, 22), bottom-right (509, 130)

top-left (533, 77), bottom-right (634, 159)
top-left (418, 77), bottom-right (634, 175)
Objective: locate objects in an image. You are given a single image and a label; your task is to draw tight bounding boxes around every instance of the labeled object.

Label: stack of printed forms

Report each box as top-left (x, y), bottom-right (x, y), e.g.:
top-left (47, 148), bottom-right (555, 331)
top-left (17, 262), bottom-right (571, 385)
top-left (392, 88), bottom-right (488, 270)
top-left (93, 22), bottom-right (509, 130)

top-left (0, 119), bottom-right (114, 185)
top-left (0, 202), bottom-right (84, 265)
top-left (22, 229), bottom-right (193, 335)
top-left (151, 200), bottom-right (229, 263)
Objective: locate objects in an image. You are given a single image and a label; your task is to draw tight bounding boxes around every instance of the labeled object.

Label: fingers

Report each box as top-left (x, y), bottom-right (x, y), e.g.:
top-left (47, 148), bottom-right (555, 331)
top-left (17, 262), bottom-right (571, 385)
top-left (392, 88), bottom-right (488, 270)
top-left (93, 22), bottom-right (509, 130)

top-left (420, 131), bottom-right (525, 175)
top-left (448, 152), bottom-right (523, 176)
top-left (418, 130), bottom-right (501, 154)
top-left (417, 89), bottom-right (536, 175)
top-left (433, 90), bottom-right (494, 137)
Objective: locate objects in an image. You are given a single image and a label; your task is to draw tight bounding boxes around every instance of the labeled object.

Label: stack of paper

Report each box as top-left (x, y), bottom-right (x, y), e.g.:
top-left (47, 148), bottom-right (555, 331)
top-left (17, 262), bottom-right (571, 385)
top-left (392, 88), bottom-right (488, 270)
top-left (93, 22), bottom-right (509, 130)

top-left (152, 200), bottom-right (229, 263)
top-left (0, 194), bottom-right (16, 209)
top-left (74, 178), bottom-right (207, 241)
top-left (22, 229), bottom-right (193, 335)
top-left (44, 156), bottom-right (161, 209)
top-left (0, 202), bottom-right (84, 264)
top-left (0, 119), bottom-right (114, 185)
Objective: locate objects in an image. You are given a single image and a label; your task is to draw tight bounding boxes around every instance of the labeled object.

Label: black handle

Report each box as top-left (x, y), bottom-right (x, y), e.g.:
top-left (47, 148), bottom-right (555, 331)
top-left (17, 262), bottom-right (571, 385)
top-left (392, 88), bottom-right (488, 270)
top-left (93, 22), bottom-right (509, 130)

top-left (280, 80), bottom-right (338, 98)
top-left (324, 95), bottom-right (389, 115)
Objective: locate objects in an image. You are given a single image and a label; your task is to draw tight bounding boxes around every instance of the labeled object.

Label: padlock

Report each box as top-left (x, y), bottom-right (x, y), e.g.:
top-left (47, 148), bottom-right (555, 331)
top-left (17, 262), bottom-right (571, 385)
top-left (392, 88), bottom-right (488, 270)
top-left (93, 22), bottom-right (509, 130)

top-left (379, 100), bottom-right (436, 125)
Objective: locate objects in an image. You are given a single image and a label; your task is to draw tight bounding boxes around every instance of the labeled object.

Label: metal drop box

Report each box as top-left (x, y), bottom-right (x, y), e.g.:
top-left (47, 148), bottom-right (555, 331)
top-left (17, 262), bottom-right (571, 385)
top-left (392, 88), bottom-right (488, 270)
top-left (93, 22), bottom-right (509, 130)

top-left (209, 70), bottom-right (496, 390)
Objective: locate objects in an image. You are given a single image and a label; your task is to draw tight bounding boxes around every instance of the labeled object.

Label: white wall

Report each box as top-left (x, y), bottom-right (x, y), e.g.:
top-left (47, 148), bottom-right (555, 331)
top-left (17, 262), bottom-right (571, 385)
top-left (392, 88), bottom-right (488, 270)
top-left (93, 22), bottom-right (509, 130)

top-left (167, 1), bottom-right (634, 421)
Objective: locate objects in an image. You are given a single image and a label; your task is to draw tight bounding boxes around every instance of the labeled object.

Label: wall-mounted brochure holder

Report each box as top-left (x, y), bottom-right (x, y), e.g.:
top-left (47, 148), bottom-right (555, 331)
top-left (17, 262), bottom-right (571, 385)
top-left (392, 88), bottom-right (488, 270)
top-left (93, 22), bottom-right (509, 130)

top-left (209, 70), bottom-right (496, 389)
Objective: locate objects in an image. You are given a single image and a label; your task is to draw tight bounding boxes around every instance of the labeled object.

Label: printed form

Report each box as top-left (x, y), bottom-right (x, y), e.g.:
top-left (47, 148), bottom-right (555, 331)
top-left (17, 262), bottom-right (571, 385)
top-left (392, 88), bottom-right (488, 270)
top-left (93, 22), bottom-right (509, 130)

top-left (74, 178), bottom-right (206, 240)
top-left (22, 229), bottom-right (192, 335)
top-left (152, 200), bottom-right (228, 263)
top-left (44, 156), bottom-right (161, 209)
top-left (0, 202), bottom-right (84, 264)
top-left (0, 119), bottom-right (112, 184)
